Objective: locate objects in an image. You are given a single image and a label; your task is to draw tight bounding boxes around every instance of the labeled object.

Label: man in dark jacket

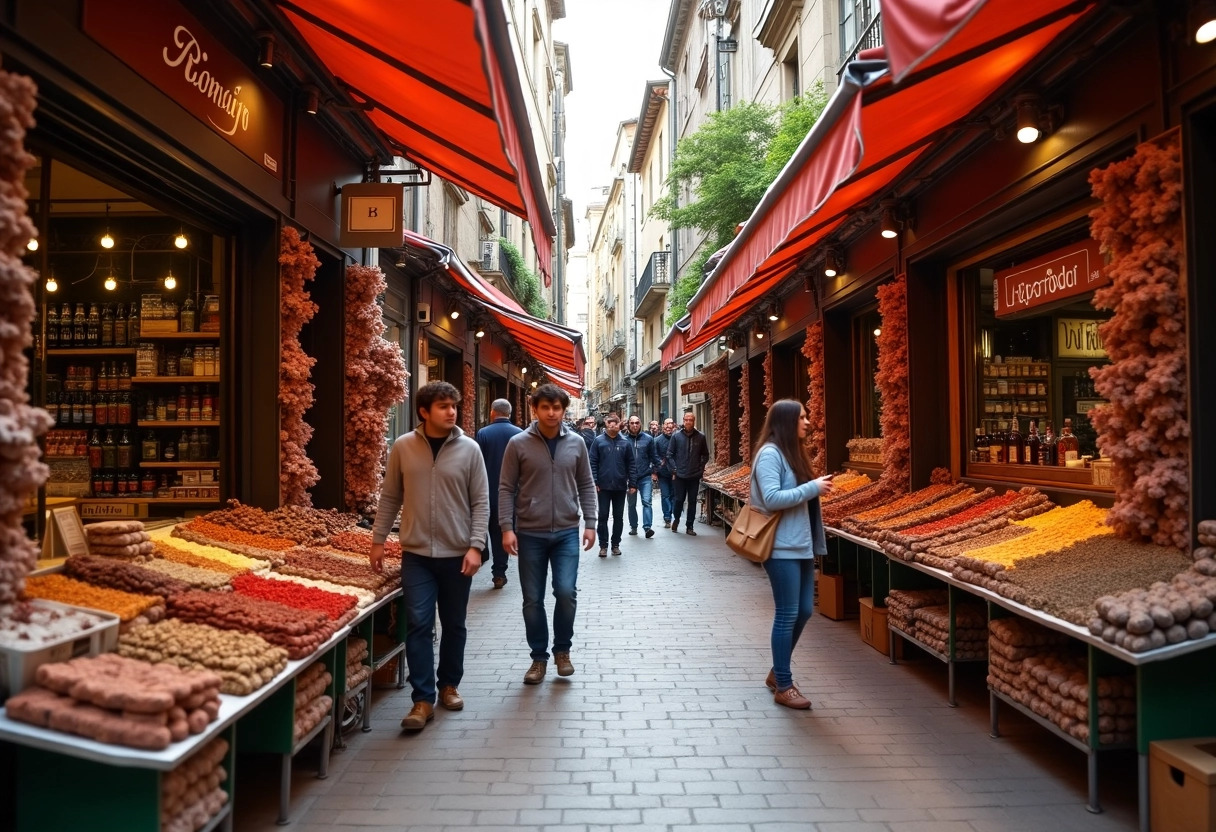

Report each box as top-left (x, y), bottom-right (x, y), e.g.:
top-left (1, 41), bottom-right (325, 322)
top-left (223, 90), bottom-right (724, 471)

top-left (652, 418), bottom-right (676, 528)
top-left (667, 411), bottom-right (710, 535)
top-left (624, 415), bottom-right (658, 537)
top-left (578, 415), bottom-right (597, 450)
top-left (475, 398), bottom-right (523, 589)
top-left (588, 412), bottom-right (635, 557)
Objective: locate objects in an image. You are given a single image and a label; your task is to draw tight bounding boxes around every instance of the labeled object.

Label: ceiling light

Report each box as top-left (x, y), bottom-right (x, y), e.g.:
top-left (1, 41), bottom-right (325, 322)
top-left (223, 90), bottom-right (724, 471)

top-left (104, 273), bottom-right (117, 291)
top-left (754, 322), bottom-right (766, 340)
top-left (474, 324), bottom-right (485, 339)
top-left (531, 380), bottom-right (538, 388)
top-left (520, 366), bottom-right (528, 374)
top-left (100, 204), bottom-right (114, 248)
top-left (26, 237), bottom-right (38, 252)
top-left (163, 270), bottom-right (177, 290)
top-left (174, 230), bottom-right (189, 249)
top-left (873, 327), bottom-right (882, 338)
top-left (257, 32), bottom-right (276, 68)
top-left (449, 305), bottom-right (460, 320)
top-left (824, 247), bottom-right (842, 277)
top-left (1194, 1), bottom-right (1216, 42)
top-left (304, 86), bottom-right (320, 116)
top-left (767, 304), bottom-right (780, 322)
top-left (1015, 94), bottom-right (1043, 144)
top-left (880, 207), bottom-right (899, 239)
top-left (394, 255), bottom-right (407, 268)
top-left (45, 272), bottom-right (58, 293)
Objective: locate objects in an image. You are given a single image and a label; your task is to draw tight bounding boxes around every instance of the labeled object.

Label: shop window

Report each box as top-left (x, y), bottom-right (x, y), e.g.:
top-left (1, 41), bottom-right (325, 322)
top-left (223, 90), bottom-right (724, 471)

top-left (852, 307), bottom-right (882, 438)
top-left (966, 238), bottom-right (1112, 481)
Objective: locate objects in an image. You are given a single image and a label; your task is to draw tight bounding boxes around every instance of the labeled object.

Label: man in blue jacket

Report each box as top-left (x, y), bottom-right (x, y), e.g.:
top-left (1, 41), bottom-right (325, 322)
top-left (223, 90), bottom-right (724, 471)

top-left (667, 411), bottom-right (710, 535)
top-left (588, 412), bottom-right (635, 557)
top-left (624, 415), bottom-right (658, 538)
top-left (653, 417), bottom-right (676, 527)
top-left (475, 398), bottom-right (523, 589)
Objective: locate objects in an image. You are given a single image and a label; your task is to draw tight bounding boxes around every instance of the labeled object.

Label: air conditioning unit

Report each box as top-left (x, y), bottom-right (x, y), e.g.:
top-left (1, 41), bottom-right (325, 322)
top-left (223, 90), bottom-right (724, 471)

top-left (686, 391), bottom-right (707, 404)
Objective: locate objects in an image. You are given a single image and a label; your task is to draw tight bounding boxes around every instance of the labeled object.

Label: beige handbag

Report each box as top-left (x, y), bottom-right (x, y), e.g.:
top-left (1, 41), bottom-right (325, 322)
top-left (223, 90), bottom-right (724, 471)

top-left (725, 468), bottom-right (781, 563)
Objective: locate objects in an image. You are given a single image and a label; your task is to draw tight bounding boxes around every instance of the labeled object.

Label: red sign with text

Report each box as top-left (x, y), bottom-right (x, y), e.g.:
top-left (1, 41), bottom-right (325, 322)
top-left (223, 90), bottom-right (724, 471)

top-left (993, 239), bottom-right (1107, 317)
top-left (83, 0), bottom-right (283, 178)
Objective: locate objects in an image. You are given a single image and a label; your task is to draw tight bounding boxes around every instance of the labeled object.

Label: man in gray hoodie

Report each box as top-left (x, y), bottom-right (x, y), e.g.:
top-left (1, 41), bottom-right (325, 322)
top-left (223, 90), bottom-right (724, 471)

top-left (499, 383), bottom-right (598, 685)
top-left (371, 381), bottom-right (489, 732)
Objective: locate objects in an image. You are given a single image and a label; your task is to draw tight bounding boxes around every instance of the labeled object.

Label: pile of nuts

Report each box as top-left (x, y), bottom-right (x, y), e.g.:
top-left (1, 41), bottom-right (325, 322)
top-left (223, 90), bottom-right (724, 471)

top-left (118, 619), bottom-right (287, 696)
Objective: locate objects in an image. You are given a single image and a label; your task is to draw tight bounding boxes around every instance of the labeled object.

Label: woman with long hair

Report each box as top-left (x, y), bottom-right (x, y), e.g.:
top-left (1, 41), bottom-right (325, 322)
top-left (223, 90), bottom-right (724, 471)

top-left (750, 398), bottom-right (834, 709)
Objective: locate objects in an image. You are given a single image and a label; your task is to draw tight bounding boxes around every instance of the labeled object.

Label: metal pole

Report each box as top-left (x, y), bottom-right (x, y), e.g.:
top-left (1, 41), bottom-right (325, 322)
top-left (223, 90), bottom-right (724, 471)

top-left (714, 15), bottom-right (723, 112)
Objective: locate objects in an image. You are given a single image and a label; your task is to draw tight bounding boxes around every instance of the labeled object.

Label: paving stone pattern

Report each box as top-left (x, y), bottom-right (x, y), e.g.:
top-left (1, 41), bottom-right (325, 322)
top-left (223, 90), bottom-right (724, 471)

top-left (236, 500), bottom-right (1138, 831)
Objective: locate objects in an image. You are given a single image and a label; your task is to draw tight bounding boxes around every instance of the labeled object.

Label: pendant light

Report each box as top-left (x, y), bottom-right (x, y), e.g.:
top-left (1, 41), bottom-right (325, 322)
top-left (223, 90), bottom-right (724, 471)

top-left (45, 268), bottom-right (58, 293)
top-left (164, 269), bottom-right (177, 290)
top-left (104, 271), bottom-right (118, 291)
top-left (100, 203), bottom-right (114, 249)
top-left (174, 229), bottom-right (189, 249)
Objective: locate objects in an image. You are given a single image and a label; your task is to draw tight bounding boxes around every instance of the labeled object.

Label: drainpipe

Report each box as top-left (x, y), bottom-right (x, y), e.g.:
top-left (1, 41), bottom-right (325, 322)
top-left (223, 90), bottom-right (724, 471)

top-left (661, 64), bottom-right (679, 417)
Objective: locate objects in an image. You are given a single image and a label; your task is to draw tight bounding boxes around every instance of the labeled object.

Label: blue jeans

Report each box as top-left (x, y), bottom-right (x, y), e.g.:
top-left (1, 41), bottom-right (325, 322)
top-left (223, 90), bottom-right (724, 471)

top-left (516, 529), bottom-right (580, 661)
top-left (487, 511), bottom-right (509, 579)
top-left (762, 557), bottom-right (816, 690)
top-left (596, 489), bottom-right (626, 548)
top-left (671, 476), bottom-right (701, 530)
top-left (402, 553), bottom-right (472, 703)
top-left (657, 474), bottom-right (673, 522)
top-left (627, 477), bottom-right (654, 530)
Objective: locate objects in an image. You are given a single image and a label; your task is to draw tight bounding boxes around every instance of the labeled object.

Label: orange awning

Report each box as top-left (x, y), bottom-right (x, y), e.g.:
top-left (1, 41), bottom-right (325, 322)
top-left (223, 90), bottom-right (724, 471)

top-left (673, 0), bottom-right (1094, 362)
top-left (402, 231), bottom-right (585, 394)
top-left (275, 0), bottom-right (555, 284)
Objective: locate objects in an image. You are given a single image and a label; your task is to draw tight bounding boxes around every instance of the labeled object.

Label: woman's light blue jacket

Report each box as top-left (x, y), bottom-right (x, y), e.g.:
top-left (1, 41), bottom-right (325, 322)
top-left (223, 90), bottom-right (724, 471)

top-left (749, 443), bottom-right (827, 559)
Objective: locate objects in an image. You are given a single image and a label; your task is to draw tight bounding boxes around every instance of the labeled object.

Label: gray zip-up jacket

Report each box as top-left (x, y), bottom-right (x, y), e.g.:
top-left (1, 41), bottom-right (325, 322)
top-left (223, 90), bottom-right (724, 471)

top-left (372, 426), bottom-right (489, 558)
top-left (498, 421), bottom-right (597, 533)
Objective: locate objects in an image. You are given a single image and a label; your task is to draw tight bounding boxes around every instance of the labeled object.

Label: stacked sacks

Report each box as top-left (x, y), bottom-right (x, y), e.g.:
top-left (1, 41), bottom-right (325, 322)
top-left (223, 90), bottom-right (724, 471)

top-left (293, 660), bottom-right (332, 741)
top-left (118, 619), bottom-right (287, 696)
top-left (163, 737), bottom-right (229, 832)
top-left (345, 636), bottom-right (371, 691)
top-left (988, 617), bottom-right (1134, 745)
top-left (83, 520), bottom-right (153, 559)
top-left (885, 589), bottom-right (948, 635)
top-left (5, 654), bottom-right (221, 749)
top-left (911, 603), bottom-right (987, 659)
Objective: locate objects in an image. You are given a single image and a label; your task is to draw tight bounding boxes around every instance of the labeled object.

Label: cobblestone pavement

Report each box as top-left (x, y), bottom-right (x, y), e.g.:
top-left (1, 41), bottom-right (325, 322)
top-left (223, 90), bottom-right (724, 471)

top-left (237, 503), bottom-right (1138, 831)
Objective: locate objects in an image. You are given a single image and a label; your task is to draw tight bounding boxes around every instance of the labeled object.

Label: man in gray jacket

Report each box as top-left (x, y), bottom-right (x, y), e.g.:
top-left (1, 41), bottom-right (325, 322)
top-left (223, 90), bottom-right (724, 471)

top-left (371, 381), bottom-right (489, 732)
top-left (499, 383), bottom-right (598, 685)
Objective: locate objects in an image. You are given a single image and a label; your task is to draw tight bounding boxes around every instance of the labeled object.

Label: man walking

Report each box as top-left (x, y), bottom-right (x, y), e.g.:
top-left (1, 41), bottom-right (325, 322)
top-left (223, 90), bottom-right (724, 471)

top-left (370, 381), bottom-right (488, 732)
top-left (475, 398), bottom-right (522, 590)
top-left (667, 411), bottom-right (709, 536)
top-left (624, 415), bottom-right (658, 538)
top-left (578, 415), bottom-right (598, 450)
top-left (648, 420), bottom-right (660, 436)
top-left (653, 417), bottom-right (676, 528)
top-left (588, 412), bottom-right (635, 557)
top-left (498, 384), bottom-right (597, 685)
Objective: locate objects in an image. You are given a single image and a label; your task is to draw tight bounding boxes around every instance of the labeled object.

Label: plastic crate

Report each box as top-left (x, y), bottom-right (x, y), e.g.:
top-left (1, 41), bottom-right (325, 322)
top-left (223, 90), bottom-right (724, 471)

top-left (0, 600), bottom-right (120, 702)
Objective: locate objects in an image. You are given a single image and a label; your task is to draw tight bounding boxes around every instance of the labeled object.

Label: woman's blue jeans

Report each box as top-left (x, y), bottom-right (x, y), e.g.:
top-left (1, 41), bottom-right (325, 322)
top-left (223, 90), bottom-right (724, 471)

top-left (762, 557), bottom-right (816, 690)
top-left (516, 529), bottom-right (580, 662)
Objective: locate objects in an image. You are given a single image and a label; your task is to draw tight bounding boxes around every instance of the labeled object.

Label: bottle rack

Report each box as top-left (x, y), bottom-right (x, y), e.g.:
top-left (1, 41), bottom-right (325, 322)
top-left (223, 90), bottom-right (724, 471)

top-left (980, 359), bottom-right (1051, 433)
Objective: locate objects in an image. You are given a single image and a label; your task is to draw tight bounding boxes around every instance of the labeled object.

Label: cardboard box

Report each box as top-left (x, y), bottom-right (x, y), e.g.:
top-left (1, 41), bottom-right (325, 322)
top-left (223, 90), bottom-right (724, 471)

top-left (859, 597), bottom-right (903, 658)
top-left (1151, 738), bottom-right (1216, 832)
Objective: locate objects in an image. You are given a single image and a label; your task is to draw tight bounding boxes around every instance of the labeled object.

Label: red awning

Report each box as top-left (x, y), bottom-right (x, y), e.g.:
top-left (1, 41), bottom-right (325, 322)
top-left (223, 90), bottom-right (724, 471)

top-left (402, 231), bottom-right (584, 393)
top-left (674, 0), bottom-right (1093, 362)
top-left (275, 0), bottom-right (555, 284)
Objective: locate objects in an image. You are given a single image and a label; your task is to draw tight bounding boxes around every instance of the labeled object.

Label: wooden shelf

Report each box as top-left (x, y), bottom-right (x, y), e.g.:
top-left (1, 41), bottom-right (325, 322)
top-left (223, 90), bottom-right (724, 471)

top-left (47, 348), bottom-right (137, 357)
top-left (966, 461), bottom-right (1113, 491)
top-left (137, 420), bottom-right (219, 427)
top-left (137, 331), bottom-right (219, 340)
top-left (130, 376), bottom-right (220, 383)
top-left (139, 461), bottom-right (220, 468)
top-left (77, 497), bottom-right (221, 504)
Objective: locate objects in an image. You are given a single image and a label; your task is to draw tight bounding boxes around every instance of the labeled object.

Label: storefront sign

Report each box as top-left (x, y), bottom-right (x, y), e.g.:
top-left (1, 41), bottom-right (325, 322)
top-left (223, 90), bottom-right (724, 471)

top-left (1057, 317), bottom-right (1107, 360)
top-left (993, 239), bottom-right (1107, 317)
top-left (83, 0), bottom-right (284, 178)
top-left (80, 501), bottom-right (146, 519)
top-left (340, 183), bottom-right (405, 248)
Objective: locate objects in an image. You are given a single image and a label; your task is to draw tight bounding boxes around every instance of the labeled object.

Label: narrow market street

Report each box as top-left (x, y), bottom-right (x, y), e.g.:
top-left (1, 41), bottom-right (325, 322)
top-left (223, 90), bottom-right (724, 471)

top-left (236, 504), bottom-right (1138, 832)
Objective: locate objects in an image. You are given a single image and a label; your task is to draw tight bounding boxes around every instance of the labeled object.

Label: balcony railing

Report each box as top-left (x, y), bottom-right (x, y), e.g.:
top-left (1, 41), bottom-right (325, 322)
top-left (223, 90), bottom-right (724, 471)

top-left (838, 11), bottom-right (883, 74)
top-left (634, 251), bottom-right (671, 318)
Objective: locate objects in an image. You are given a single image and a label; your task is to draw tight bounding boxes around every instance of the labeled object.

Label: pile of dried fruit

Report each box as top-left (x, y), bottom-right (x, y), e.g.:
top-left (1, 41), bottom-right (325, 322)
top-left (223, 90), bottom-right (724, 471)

top-left (22, 574), bottom-right (162, 625)
top-left (118, 619), bottom-right (287, 696)
top-left (231, 573), bottom-right (358, 621)
top-left (167, 590), bottom-right (338, 660)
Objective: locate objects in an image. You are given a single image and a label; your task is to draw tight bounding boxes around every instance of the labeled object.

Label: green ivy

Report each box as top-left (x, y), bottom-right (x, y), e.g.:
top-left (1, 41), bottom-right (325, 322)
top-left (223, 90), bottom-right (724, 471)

top-left (498, 237), bottom-right (550, 320)
top-left (654, 84), bottom-right (829, 324)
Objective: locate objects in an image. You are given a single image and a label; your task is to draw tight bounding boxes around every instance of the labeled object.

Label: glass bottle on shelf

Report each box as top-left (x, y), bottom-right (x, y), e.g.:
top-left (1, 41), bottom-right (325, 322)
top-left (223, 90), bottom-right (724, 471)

top-left (179, 345), bottom-right (194, 377)
top-left (162, 436), bottom-right (177, 462)
top-left (101, 429), bottom-right (117, 470)
top-left (73, 303), bottom-right (86, 347)
top-left (1039, 422), bottom-right (1056, 466)
top-left (98, 362), bottom-right (110, 392)
top-left (1025, 420), bottom-right (1040, 466)
top-left (47, 305), bottom-right (59, 348)
top-left (989, 425), bottom-right (1005, 465)
top-left (189, 385), bottom-right (201, 421)
top-left (201, 388), bottom-right (214, 421)
top-left (141, 470), bottom-right (156, 497)
top-left (177, 385), bottom-right (188, 419)
top-left (1058, 418), bottom-right (1080, 465)
top-left (154, 396), bottom-right (166, 421)
top-left (165, 350), bottom-right (179, 377)
top-left (973, 427), bottom-right (987, 463)
top-left (166, 392), bottom-right (178, 421)
top-left (199, 428), bottom-right (212, 460)
top-left (117, 429), bottom-right (133, 469)
top-left (100, 304), bottom-right (114, 346)
top-left (45, 391), bottom-right (59, 425)
top-left (119, 362), bottom-right (132, 390)
top-left (118, 392), bottom-right (132, 424)
top-left (178, 429), bottom-right (191, 461)
top-left (114, 303), bottom-right (127, 346)
top-left (141, 430), bottom-right (159, 462)
top-left (180, 297), bottom-right (196, 332)
top-left (86, 303), bottom-right (100, 347)
top-left (87, 430), bottom-right (102, 469)
top-left (157, 474), bottom-right (170, 498)
top-left (129, 303), bottom-right (140, 340)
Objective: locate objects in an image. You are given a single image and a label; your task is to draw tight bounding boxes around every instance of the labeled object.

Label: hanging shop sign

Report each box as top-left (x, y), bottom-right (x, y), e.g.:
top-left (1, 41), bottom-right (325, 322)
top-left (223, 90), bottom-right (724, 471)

top-left (1056, 317), bottom-right (1107, 360)
top-left (339, 183), bottom-right (406, 248)
top-left (993, 239), bottom-right (1107, 317)
top-left (83, 0), bottom-right (284, 178)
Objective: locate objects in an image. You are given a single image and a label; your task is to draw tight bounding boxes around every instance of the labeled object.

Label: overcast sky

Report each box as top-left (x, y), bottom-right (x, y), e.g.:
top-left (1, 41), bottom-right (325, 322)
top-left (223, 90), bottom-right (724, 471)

top-left (554, 2), bottom-right (671, 237)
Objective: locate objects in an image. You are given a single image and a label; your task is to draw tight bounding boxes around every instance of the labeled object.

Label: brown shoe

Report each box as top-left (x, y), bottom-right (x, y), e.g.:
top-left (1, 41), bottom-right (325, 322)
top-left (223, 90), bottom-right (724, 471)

top-left (492, 576), bottom-right (507, 589)
top-left (765, 669), bottom-right (776, 691)
top-left (438, 685), bottom-right (464, 710)
top-left (400, 701), bottom-right (434, 730)
top-left (523, 660), bottom-right (547, 685)
top-left (554, 652), bottom-right (574, 676)
top-left (686, 528), bottom-right (697, 536)
top-left (598, 548), bottom-right (608, 558)
top-left (774, 686), bottom-right (812, 710)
